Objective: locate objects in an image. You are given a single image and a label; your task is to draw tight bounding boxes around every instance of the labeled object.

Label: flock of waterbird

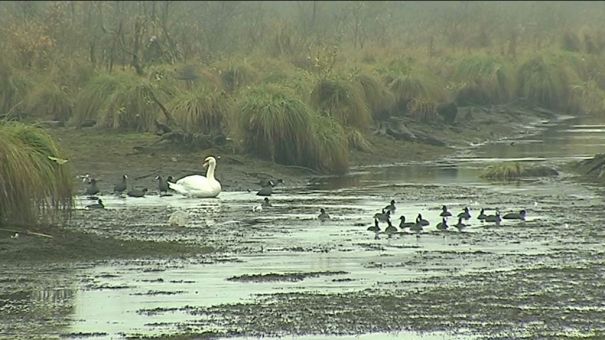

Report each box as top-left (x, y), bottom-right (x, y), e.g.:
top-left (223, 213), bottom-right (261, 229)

top-left (317, 200), bottom-right (527, 239)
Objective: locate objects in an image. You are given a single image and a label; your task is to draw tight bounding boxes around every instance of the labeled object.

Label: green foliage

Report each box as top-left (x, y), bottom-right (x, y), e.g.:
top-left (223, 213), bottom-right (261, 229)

top-left (0, 121), bottom-right (73, 226)
top-left (310, 77), bottom-right (371, 130)
top-left (346, 128), bottom-right (373, 152)
top-left (453, 55), bottom-right (514, 105)
top-left (236, 84), bottom-right (315, 166)
top-left (168, 86), bottom-right (232, 134)
top-left (569, 80), bottom-right (605, 115)
top-left (516, 56), bottom-right (574, 111)
top-left (71, 72), bottom-right (164, 131)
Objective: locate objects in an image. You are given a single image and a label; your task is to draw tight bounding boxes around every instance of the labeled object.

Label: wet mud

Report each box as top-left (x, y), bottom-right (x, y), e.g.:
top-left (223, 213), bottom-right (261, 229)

top-left (3, 112), bottom-right (605, 339)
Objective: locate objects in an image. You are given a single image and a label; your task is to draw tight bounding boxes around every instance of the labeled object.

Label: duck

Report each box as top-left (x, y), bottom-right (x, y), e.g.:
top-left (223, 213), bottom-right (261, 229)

top-left (156, 175), bottom-right (174, 195)
top-left (374, 209), bottom-right (391, 223)
top-left (503, 209), bottom-right (527, 220)
top-left (477, 208), bottom-right (487, 220)
top-left (84, 178), bottom-right (100, 196)
top-left (453, 217), bottom-right (467, 232)
top-left (85, 199), bottom-right (104, 209)
top-left (436, 217), bottom-right (449, 231)
top-left (318, 208), bottom-right (331, 221)
top-left (484, 211), bottom-right (502, 224)
top-left (256, 179), bottom-right (283, 197)
top-left (385, 221), bottom-right (398, 236)
top-left (113, 174), bottom-right (128, 195)
top-left (457, 207), bottom-right (471, 220)
top-left (261, 197), bottom-right (272, 208)
top-left (384, 200), bottom-right (396, 214)
top-left (169, 156), bottom-right (222, 198)
top-left (416, 213), bottom-right (429, 226)
top-left (439, 205), bottom-right (452, 217)
top-left (399, 215), bottom-right (416, 229)
top-left (409, 221), bottom-right (423, 234)
top-left (367, 219), bottom-right (381, 232)
top-left (127, 188), bottom-right (148, 198)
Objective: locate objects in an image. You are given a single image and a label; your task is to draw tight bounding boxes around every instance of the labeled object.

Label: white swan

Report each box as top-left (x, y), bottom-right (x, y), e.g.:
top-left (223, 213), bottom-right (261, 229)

top-left (169, 156), bottom-right (222, 198)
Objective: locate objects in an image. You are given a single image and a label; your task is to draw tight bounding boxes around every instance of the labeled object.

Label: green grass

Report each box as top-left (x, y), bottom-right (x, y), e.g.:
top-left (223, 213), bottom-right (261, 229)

top-left (71, 72), bottom-right (165, 131)
top-left (168, 85), bottom-right (232, 134)
top-left (236, 84), bottom-right (315, 166)
top-left (452, 54), bottom-right (514, 105)
top-left (310, 77), bottom-right (371, 130)
top-left (23, 78), bottom-right (72, 122)
top-left (516, 55), bottom-right (574, 111)
top-left (480, 162), bottom-right (558, 180)
top-left (310, 115), bottom-right (349, 174)
top-left (213, 60), bottom-right (258, 93)
top-left (354, 72), bottom-right (395, 120)
top-left (0, 122), bottom-right (73, 226)
top-left (0, 62), bottom-right (32, 117)
top-left (382, 65), bottom-right (447, 115)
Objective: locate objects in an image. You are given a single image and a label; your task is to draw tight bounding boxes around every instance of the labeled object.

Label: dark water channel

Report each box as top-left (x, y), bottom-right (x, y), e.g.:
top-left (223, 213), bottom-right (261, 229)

top-left (2, 114), bottom-right (605, 339)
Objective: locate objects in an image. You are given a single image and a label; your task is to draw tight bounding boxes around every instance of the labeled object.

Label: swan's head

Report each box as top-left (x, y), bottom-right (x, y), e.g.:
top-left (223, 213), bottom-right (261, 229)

top-left (203, 156), bottom-right (217, 169)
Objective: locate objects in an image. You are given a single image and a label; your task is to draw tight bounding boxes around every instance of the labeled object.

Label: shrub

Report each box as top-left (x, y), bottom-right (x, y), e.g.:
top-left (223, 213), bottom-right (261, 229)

top-left (516, 56), bottom-right (574, 111)
top-left (168, 86), bottom-right (232, 134)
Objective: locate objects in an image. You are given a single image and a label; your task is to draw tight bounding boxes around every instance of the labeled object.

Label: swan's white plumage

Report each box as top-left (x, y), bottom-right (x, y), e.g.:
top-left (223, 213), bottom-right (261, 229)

top-left (169, 156), bottom-right (221, 198)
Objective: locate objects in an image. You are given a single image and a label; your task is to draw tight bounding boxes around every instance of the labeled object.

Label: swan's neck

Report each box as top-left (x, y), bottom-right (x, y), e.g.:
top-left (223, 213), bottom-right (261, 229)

top-left (206, 162), bottom-right (216, 180)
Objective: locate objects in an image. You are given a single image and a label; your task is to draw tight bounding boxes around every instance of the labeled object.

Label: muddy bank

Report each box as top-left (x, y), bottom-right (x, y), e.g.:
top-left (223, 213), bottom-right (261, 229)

top-left (0, 224), bottom-right (212, 262)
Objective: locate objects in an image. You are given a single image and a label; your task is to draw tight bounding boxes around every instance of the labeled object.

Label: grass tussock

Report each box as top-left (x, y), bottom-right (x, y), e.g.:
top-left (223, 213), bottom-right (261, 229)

top-left (236, 84), bottom-right (315, 166)
top-left (0, 122), bottom-right (73, 226)
top-left (481, 162), bottom-right (558, 180)
top-left (24, 79), bottom-right (72, 122)
top-left (453, 55), bottom-right (514, 105)
top-left (214, 60), bottom-right (258, 93)
top-left (347, 128), bottom-right (373, 152)
top-left (0, 62), bottom-right (32, 117)
top-left (310, 115), bottom-right (349, 174)
top-left (382, 65), bottom-right (447, 115)
top-left (354, 72), bottom-right (395, 120)
top-left (71, 72), bottom-right (164, 131)
top-left (168, 86), bottom-right (232, 134)
top-left (310, 77), bottom-right (371, 130)
top-left (516, 56), bottom-right (574, 111)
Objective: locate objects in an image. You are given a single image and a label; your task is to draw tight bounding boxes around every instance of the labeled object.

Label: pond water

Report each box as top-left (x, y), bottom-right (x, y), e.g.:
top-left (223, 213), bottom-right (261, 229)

top-left (2, 114), bottom-right (605, 339)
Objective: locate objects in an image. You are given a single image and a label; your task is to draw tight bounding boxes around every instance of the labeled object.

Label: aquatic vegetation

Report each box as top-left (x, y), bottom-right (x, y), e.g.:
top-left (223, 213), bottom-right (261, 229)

top-left (311, 115), bottom-right (349, 174)
top-left (481, 162), bottom-right (559, 180)
top-left (0, 122), bottom-right (73, 226)
top-left (382, 64), bottom-right (447, 115)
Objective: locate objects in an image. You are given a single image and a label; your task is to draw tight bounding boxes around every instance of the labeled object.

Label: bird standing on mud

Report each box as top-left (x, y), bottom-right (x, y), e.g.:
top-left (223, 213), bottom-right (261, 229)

top-left (113, 174), bottom-right (128, 195)
top-left (84, 177), bottom-right (100, 196)
top-left (318, 208), bottom-right (331, 221)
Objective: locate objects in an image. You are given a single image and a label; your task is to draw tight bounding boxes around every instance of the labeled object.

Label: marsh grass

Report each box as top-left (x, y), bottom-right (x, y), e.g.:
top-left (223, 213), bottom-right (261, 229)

top-left (383, 67), bottom-right (447, 115)
top-left (0, 62), bottom-right (32, 117)
top-left (481, 162), bottom-right (558, 180)
top-left (168, 86), bottom-right (232, 134)
top-left (310, 77), bottom-right (371, 130)
top-left (355, 72), bottom-right (395, 120)
top-left (71, 72), bottom-right (164, 131)
top-left (0, 122), bottom-right (73, 226)
top-left (516, 55), bottom-right (574, 111)
top-left (311, 115), bottom-right (349, 174)
top-left (214, 60), bottom-right (258, 93)
top-left (453, 55), bottom-right (514, 105)
top-left (24, 78), bottom-right (72, 122)
top-left (236, 85), bottom-right (314, 166)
